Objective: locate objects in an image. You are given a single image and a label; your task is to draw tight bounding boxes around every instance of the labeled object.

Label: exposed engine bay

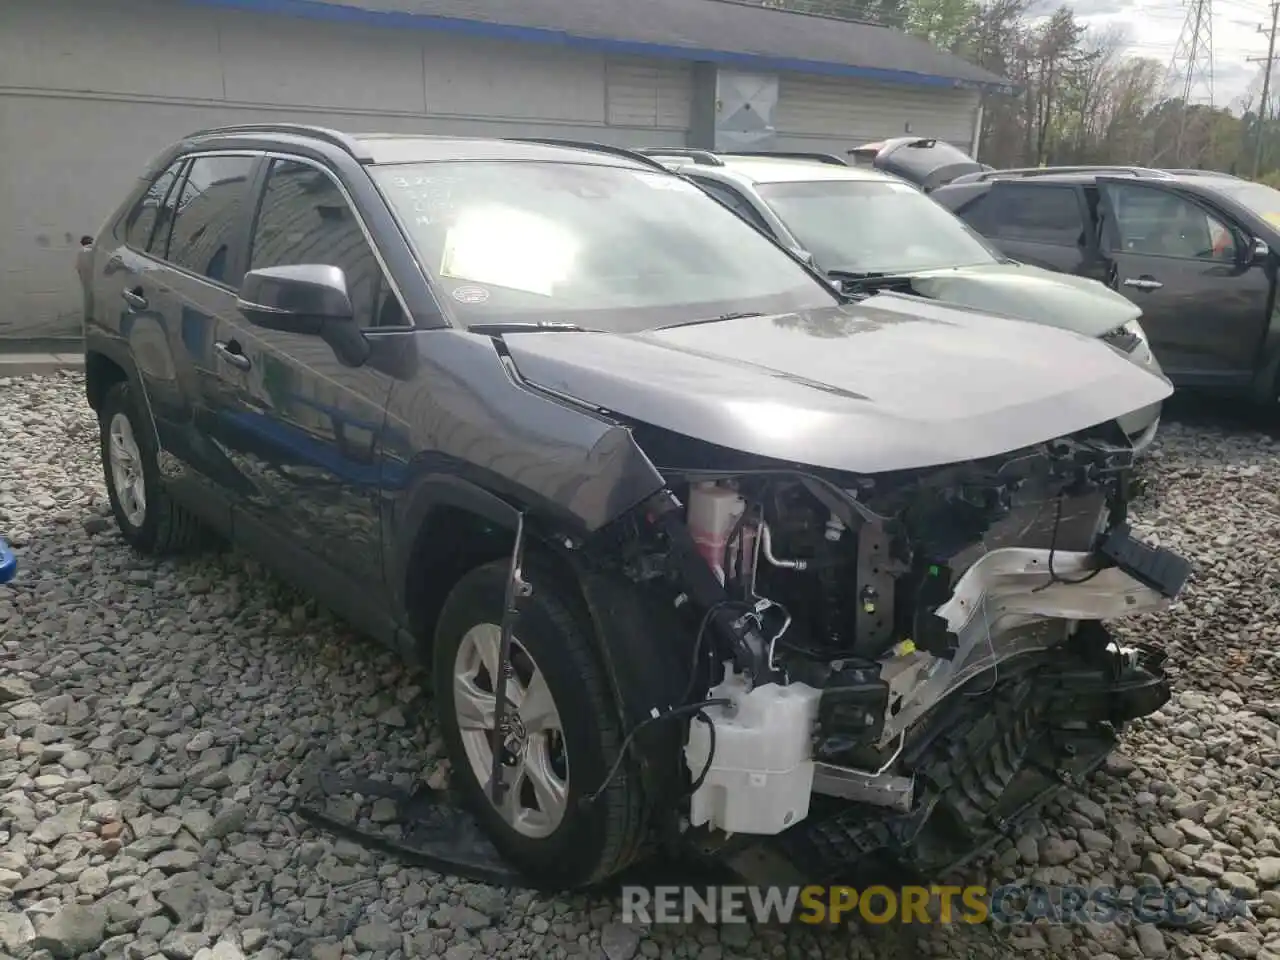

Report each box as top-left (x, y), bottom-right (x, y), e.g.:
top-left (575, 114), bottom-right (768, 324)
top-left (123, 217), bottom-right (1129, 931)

top-left (589, 421), bottom-right (1190, 880)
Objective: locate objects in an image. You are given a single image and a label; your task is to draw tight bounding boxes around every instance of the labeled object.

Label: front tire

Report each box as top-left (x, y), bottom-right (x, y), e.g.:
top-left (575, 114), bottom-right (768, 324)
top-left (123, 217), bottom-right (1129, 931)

top-left (432, 558), bottom-right (648, 890)
top-left (98, 381), bottom-right (205, 555)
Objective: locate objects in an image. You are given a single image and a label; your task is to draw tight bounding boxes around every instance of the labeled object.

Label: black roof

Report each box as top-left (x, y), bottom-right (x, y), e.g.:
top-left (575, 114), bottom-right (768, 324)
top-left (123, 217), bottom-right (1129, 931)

top-left (189, 0), bottom-right (1012, 93)
top-left (933, 166), bottom-right (1258, 198)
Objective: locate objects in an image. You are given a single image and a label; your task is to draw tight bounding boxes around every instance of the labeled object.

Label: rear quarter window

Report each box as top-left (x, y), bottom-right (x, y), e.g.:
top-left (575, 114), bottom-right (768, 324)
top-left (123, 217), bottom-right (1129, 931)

top-left (120, 161), bottom-right (186, 252)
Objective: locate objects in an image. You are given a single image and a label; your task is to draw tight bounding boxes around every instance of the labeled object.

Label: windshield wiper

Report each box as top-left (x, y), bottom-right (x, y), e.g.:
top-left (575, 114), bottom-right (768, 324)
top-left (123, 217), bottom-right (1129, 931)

top-left (826, 269), bottom-right (887, 280)
top-left (468, 321), bottom-right (592, 335)
top-left (826, 270), bottom-right (917, 292)
top-left (655, 311), bottom-right (765, 330)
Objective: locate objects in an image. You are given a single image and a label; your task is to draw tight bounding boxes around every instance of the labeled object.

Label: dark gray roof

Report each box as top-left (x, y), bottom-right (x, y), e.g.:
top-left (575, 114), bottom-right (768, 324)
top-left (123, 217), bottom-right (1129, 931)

top-left (192, 0), bottom-right (1012, 92)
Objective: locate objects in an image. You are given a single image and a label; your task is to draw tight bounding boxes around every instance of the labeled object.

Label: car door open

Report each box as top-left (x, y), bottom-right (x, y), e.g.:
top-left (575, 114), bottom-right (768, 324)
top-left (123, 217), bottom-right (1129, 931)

top-left (1097, 178), bottom-right (1271, 387)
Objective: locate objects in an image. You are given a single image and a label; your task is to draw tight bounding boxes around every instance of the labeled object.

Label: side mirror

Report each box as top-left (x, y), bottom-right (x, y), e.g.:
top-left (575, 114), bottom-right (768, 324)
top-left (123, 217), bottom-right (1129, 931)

top-left (1252, 238), bottom-right (1270, 264)
top-left (237, 264), bottom-right (369, 366)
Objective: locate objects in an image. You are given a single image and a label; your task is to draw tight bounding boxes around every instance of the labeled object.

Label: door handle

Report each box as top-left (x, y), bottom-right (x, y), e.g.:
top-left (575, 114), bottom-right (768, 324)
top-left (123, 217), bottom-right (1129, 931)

top-left (121, 288), bottom-right (148, 310)
top-left (214, 340), bottom-right (252, 371)
top-left (1122, 277), bottom-right (1163, 291)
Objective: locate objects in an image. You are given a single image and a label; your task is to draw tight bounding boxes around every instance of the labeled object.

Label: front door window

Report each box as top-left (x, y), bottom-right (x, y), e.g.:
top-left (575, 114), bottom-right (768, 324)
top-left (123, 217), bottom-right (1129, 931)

top-left (1103, 183), bottom-right (1237, 261)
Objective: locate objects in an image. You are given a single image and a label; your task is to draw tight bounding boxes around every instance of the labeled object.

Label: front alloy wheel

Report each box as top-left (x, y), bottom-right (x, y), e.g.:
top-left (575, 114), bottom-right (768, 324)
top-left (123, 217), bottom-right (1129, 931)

top-left (433, 558), bottom-right (649, 890)
top-left (453, 623), bottom-right (570, 839)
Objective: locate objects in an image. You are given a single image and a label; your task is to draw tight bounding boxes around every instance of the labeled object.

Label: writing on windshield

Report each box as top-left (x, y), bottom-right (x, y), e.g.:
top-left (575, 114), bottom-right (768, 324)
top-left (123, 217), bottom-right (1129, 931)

top-left (372, 160), bottom-right (837, 332)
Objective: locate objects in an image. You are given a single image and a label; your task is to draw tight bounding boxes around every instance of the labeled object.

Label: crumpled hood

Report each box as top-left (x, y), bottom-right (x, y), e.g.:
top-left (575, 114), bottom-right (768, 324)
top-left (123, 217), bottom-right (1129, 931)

top-left (905, 262), bottom-right (1142, 337)
top-left (501, 295), bottom-right (1173, 474)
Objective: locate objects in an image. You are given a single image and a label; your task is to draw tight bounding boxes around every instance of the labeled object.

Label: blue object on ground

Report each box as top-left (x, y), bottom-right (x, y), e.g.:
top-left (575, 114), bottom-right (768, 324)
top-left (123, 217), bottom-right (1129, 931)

top-left (0, 537), bottom-right (14, 584)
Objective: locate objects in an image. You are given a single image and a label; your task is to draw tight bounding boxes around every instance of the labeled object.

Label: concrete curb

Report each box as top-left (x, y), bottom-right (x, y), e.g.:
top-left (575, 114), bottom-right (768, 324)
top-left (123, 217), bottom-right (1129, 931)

top-left (0, 353), bottom-right (84, 378)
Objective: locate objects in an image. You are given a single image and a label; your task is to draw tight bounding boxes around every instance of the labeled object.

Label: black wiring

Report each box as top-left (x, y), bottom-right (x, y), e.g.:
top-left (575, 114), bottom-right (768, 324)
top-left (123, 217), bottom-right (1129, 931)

top-left (583, 594), bottom-right (755, 808)
top-left (1034, 493), bottom-right (1105, 592)
top-left (580, 697), bottom-right (731, 806)
top-left (680, 599), bottom-right (750, 705)
top-left (683, 711), bottom-right (716, 798)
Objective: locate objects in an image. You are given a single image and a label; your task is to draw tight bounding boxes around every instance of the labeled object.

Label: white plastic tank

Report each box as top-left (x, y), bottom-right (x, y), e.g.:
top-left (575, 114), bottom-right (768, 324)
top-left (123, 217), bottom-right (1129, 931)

top-left (686, 483), bottom-right (745, 584)
top-left (684, 668), bottom-right (822, 836)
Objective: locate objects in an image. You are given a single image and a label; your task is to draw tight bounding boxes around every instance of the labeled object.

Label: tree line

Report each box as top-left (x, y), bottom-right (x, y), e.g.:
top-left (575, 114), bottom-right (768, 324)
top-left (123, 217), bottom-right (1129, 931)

top-left (760, 0), bottom-right (1280, 183)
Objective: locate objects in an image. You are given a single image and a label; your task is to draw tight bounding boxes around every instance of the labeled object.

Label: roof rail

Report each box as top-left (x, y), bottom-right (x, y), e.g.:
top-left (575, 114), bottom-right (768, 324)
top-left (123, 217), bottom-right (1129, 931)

top-left (636, 148), bottom-right (726, 166)
top-left (964, 165), bottom-right (1175, 183)
top-left (184, 123), bottom-right (374, 162)
top-left (507, 138), bottom-right (672, 172)
top-left (721, 150), bottom-right (849, 166)
top-left (1163, 167), bottom-right (1242, 179)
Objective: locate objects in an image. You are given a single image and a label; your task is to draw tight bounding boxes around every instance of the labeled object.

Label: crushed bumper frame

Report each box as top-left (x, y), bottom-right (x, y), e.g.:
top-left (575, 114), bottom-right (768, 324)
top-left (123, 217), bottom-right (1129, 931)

top-left (876, 525), bottom-right (1188, 746)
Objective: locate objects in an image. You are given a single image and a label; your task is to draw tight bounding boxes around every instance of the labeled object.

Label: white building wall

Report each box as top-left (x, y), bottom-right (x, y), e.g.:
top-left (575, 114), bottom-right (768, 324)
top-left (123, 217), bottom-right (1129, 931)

top-left (0, 0), bottom-right (693, 341)
top-left (774, 73), bottom-right (981, 157)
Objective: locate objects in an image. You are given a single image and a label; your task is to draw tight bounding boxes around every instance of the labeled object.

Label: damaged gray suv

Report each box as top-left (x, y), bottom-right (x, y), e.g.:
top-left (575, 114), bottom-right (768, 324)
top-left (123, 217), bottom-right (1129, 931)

top-left (78, 125), bottom-right (1189, 891)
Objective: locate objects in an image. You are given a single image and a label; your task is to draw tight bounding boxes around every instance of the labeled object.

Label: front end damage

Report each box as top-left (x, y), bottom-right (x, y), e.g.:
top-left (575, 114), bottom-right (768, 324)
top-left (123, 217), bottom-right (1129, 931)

top-left (582, 420), bottom-right (1189, 884)
top-left (294, 409), bottom-right (1188, 890)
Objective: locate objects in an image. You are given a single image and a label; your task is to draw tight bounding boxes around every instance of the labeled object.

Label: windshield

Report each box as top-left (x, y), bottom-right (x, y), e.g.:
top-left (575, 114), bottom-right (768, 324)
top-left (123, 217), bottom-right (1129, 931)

top-left (371, 161), bottom-right (838, 332)
top-left (755, 179), bottom-right (999, 275)
top-left (1206, 178), bottom-right (1280, 228)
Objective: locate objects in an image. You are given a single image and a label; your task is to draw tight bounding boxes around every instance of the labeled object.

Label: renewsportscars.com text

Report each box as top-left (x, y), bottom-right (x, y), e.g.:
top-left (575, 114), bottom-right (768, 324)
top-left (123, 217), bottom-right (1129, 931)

top-left (621, 883), bottom-right (1249, 926)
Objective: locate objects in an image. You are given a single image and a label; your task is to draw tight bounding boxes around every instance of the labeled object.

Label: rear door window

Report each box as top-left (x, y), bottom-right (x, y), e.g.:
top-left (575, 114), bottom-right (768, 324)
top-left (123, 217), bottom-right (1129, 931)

top-left (966, 184), bottom-right (1085, 246)
top-left (164, 155), bottom-right (258, 285)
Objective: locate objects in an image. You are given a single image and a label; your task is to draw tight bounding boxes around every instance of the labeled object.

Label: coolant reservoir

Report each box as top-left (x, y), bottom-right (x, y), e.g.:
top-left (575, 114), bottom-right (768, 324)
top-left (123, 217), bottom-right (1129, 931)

top-left (687, 483), bottom-right (745, 584)
top-left (684, 669), bottom-right (822, 836)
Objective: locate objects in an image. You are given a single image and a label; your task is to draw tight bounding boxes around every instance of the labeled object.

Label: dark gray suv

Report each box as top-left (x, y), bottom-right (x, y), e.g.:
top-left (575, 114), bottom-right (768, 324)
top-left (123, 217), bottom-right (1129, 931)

top-left (77, 125), bottom-right (1187, 891)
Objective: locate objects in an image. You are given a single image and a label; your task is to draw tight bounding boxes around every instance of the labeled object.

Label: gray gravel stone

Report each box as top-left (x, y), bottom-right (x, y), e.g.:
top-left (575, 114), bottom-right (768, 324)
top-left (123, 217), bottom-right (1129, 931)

top-left (0, 912), bottom-right (37, 954)
top-left (31, 904), bottom-right (107, 959)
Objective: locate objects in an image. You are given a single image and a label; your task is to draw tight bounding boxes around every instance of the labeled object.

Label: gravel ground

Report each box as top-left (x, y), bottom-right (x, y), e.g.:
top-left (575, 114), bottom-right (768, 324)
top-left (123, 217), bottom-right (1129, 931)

top-left (0, 370), bottom-right (1278, 960)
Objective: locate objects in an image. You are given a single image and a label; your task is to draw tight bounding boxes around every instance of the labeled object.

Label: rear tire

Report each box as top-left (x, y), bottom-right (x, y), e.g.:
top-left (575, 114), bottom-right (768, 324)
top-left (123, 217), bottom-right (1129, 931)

top-left (432, 558), bottom-right (648, 890)
top-left (99, 381), bottom-right (206, 555)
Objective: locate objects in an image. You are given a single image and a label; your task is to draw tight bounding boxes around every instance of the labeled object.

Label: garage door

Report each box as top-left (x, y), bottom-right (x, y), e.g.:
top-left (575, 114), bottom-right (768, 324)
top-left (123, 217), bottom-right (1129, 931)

top-left (774, 73), bottom-right (980, 159)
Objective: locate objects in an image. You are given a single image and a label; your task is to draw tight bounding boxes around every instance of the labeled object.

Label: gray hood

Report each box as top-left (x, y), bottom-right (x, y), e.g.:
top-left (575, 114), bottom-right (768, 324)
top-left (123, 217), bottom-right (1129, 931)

top-left (502, 294), bottom-right (1172, 475)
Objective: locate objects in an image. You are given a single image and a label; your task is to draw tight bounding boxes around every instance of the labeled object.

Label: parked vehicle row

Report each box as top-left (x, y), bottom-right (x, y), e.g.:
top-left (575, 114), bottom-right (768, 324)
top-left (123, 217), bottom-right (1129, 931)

top-left (844, 138), bottom-right (1280, 405)
top-left (78, 125), bottom-right (1189, 892)
top-left (934, 166), bottom-right (1280, 403)
top-left (640, 147), bottom-right (1163, 449)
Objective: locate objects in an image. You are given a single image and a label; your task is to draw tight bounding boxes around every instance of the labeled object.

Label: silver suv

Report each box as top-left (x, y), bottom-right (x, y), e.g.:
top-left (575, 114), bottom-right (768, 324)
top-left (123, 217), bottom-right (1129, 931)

top-left (644, 149), bottom-right (1164, 451)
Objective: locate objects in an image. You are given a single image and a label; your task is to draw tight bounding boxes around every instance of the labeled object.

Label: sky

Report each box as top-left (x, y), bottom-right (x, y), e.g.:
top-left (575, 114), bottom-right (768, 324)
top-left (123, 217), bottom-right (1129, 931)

top-left (1036, 0), bottom-right (1277, 113)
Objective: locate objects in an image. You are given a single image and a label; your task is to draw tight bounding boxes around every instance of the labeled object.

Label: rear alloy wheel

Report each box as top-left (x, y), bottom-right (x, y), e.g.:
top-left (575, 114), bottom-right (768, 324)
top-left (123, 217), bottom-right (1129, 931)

top-left (433, 559), bottom-right (649, 890)
top-left (98, 381), bottom-right (206, 555)
top-left (108, 411), bottom-right (147, 529)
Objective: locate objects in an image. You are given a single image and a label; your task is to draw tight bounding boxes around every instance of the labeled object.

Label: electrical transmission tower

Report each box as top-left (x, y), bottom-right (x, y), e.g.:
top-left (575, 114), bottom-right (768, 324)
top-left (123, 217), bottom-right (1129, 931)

top-left (1247, 1), bottom-right (1280, 177)
top-left (1160, 0), bottom-right (1216, 166)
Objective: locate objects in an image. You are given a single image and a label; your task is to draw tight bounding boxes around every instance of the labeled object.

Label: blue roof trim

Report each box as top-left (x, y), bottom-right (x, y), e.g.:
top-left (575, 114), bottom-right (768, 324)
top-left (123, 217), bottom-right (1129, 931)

top-left (180, 0), bottom-right (1016, 95)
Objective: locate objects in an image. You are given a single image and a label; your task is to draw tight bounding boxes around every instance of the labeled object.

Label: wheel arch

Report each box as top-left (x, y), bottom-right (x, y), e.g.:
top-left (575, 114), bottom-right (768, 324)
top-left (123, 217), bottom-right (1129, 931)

top-left (84, 343), bottom-right (135, 414)
top-left (395, 480), bottom-right (688, 811)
